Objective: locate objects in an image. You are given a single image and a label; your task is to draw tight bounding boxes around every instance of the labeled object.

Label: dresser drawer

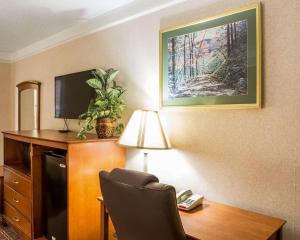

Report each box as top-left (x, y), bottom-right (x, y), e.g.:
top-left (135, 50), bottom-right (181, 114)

top-left (3, 202), bottom-right (32, 238)
top-left (4, 167), bottom-right (31, 198)
top-left (4, 184), bottom-right (32, 221)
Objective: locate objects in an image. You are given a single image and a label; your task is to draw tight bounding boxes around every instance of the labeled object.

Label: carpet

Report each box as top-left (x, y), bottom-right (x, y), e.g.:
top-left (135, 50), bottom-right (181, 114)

top-left (0, 216), bottom-right (20, 240)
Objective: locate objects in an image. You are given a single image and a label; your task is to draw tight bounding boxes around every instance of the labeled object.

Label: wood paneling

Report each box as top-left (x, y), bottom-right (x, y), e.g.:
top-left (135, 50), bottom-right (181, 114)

top-left (4, 202), bottom-right (31, 238)
top-left (3, 137), bottom-right (31, 166)
top-left (4, 185), bottom-right (32, 220)
top-left (4, 167), bottom-right (31, 198)
top-left (31, 145), bottom-right (47, 238)
top-left (0, 166), bottom-right (3, 213)
top-left (68, 141), bottom-right (125, 240)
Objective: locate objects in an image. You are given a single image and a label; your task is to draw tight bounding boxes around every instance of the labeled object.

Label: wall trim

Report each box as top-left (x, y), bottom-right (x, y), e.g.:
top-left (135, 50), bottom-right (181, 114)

top-left (0, 52), bottom-right (12, 63)
top-left (5, 0), bottom-right (187, 63)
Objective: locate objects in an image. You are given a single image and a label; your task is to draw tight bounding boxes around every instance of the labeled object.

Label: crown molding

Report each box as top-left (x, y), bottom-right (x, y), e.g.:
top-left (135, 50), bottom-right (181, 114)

top-left (0, 52), bottom-right (13, 63)
top-left (10, 0), bottom-right (187, 62)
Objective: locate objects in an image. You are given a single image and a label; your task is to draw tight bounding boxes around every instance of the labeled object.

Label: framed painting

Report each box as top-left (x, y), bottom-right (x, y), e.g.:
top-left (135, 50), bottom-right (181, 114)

top-left (159, 3), bottom-right (261, 109)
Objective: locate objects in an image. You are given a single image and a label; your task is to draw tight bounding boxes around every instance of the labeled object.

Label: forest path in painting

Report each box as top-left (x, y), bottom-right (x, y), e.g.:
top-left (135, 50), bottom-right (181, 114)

top-left (174, 56), bottom-right (247, 97)
top-left (175, 75), bottom-right (235, 97)
top-left (167, 20), bottom-right (248, 98)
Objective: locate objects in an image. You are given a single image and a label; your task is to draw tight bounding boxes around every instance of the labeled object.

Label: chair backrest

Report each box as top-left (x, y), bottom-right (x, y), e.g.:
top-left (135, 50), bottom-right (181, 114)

top-left (99, 168), bottom-right (187, 240)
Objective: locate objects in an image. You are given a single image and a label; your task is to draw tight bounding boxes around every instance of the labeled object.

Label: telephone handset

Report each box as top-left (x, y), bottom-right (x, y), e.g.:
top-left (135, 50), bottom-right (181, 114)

top-left (176, 189), bottom-right (204, 211)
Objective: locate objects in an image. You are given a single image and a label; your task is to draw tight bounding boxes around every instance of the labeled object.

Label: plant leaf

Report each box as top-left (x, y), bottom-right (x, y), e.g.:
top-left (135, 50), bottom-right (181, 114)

top-left (77, 68), bottom-right (126, 139)
top-left (106, 69), bottom-right (119, 84)
top-left (86, 78), bottom-right (101, 89)
top-left (96, 68), bottom-right (106, 77)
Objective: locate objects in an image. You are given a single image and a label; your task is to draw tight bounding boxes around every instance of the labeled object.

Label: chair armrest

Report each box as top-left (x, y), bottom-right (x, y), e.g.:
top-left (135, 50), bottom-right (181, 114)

top-left (186, 235), bottom-right (200, 240)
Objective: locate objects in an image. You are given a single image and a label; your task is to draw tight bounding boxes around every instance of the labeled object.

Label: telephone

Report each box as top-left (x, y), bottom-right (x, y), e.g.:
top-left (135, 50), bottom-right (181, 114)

top-left (176, 189), bottom-right (204, 211)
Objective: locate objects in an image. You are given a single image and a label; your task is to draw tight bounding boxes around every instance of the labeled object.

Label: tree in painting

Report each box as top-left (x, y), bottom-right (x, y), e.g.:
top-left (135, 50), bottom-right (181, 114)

top-left (167, 20), bottom-right (248, 98)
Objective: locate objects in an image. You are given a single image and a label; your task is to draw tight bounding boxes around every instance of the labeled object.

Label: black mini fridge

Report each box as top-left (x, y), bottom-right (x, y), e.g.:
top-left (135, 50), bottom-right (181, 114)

top-left (43, 151), bottom-right (67, 240)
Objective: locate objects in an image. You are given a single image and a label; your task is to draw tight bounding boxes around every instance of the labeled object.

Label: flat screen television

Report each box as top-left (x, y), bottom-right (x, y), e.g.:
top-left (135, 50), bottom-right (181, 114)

top-left (55, 70), bottom-right (95, 119)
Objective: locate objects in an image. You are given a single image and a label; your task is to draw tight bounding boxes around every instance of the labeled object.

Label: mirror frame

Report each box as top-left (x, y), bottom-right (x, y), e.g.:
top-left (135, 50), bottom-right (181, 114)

top-left (17, 81), bottom-right (41, 131)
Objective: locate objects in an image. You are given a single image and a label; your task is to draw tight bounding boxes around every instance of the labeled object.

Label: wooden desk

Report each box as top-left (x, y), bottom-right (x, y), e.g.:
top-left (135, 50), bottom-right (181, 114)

top-left (179, 200), bottom-right (285, 240)
top-left (99, 198), bottom-right (285, 240)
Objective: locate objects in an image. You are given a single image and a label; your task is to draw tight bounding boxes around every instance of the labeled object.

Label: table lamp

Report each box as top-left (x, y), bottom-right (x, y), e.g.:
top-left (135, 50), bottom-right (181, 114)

top-left (118, 110), bottom-right (171, 172)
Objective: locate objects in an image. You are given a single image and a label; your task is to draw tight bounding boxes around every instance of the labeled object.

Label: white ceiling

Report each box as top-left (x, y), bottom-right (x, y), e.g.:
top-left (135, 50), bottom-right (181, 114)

top-left (0, 0), bottom-right (187, 62)
top-left (0, 0), bottom-right (135, 53)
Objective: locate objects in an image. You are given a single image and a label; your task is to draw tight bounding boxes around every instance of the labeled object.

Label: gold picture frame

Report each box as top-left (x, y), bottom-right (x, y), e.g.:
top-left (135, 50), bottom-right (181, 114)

top-left (159, 3), bottom-right (262, 109)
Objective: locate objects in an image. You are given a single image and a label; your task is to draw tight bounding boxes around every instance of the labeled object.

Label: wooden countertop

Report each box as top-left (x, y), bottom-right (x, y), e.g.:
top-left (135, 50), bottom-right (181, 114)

top-left (179, 200), bottom-right (286, 240)
top-left (2, 130), bottom-right (119, 144)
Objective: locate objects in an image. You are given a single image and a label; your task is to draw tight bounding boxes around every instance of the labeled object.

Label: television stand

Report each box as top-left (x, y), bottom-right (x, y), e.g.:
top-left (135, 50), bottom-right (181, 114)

top-left (59, 129), bottom-right (72, 133)
top-left (59, 118), bottom-right (71, 133)
top-left (2, 130), bottom-right (125, 239)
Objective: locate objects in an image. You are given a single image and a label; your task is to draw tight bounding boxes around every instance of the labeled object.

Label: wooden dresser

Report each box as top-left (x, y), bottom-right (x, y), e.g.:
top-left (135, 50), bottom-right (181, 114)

top-left (2, 130), bottom-right (125, 240)
top-left (0, 166), bottom-right (3, 213)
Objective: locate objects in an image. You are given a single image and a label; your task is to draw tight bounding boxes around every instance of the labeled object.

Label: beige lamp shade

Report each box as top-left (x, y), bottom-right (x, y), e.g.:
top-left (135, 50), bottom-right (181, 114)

top-left (118, 110), bottom-right (171, 150)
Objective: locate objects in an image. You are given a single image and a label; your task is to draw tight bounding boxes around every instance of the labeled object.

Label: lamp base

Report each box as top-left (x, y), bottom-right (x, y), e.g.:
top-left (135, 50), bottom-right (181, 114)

top-left (143, 152), bottom-right (148, 172)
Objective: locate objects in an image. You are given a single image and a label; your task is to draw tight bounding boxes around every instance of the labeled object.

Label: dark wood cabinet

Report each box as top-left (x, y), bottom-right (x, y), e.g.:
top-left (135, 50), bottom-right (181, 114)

top-left (2, 130), bottom-right (125, 240)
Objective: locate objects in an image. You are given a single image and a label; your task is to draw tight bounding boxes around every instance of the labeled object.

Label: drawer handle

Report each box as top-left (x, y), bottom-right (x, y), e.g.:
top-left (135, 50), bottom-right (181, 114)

top-left (13, 217), bottom-right (20, 222)
top-left (13, 180), bottom-right (19, 185)
top-left (13, 198), bottom-right (20, 203)
top-left (59, 163), bottom-right (66, 168)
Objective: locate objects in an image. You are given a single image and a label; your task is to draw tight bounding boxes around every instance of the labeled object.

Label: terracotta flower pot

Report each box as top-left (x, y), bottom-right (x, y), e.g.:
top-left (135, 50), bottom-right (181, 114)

top-left (96, 118), bottom-right (115, 138)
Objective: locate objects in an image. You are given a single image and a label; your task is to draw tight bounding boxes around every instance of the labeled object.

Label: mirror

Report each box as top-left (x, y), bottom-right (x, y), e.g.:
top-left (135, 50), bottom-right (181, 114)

top-left (17, 81), bottom-right (41, 131)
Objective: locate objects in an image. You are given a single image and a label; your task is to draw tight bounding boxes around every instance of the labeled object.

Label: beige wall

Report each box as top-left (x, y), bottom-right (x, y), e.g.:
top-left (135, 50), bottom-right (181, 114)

top-left (0, 62), bottom-right (13, 164)
top-left (11, 0), bottom-right (300, 239)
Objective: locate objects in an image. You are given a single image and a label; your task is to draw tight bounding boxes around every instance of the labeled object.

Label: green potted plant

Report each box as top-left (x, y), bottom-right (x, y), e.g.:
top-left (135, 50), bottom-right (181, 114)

top-left (77, 68), bottom-right (126, 140)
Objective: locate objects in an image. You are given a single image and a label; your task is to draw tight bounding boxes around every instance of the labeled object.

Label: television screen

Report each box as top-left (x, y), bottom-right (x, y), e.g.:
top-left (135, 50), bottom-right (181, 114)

top-left (55, 70), bottom-right (95, 119)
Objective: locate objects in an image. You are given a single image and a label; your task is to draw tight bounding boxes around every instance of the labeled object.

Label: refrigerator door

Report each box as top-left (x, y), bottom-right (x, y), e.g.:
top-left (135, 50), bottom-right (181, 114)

top-left (43, 151), bottom-right (67, 240)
